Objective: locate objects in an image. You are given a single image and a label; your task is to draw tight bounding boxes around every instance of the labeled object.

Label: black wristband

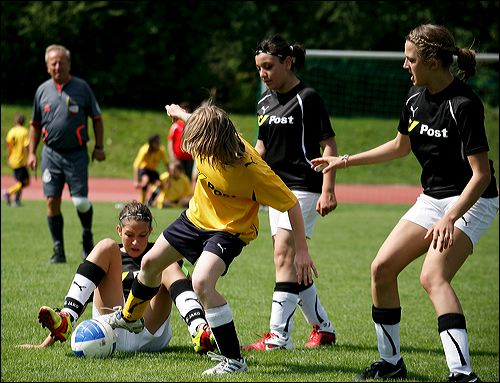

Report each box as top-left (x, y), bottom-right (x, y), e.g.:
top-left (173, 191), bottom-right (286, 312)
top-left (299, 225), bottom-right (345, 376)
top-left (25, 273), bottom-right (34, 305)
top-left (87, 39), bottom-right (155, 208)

top-left (94, 145), bottom-right (103, 150)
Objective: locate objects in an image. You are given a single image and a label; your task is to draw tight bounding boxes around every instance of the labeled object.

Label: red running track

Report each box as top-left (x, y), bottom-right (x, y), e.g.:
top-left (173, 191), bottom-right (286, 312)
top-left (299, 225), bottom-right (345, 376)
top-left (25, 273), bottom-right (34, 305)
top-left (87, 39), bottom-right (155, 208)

top-left (2, 175), bottom-right (422, 205)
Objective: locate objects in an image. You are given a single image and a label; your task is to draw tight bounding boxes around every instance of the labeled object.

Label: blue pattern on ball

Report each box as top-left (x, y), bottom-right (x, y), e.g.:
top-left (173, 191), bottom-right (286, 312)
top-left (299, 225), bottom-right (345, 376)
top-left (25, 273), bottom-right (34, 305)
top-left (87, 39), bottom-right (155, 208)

top-left (71, 319), bottom-right (116, 358)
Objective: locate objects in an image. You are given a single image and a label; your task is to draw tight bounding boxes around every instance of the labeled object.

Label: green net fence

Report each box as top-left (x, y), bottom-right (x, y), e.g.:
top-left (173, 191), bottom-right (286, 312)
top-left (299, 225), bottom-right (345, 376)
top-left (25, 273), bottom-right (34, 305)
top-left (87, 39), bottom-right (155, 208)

top-left (260, 54), bottom-right (499, 118)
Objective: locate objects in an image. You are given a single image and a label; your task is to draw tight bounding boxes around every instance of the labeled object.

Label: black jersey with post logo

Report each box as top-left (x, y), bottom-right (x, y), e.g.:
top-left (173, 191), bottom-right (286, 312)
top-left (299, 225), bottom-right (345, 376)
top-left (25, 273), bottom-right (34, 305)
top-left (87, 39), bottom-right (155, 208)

top-left (398, 77), bottom-right (497, 199)
top-left (118, 242), bottom-right (186, 297)
top-left (119, 242), bottom-right (154, 297)
top-left (257, 82), bottom-right (335, 193)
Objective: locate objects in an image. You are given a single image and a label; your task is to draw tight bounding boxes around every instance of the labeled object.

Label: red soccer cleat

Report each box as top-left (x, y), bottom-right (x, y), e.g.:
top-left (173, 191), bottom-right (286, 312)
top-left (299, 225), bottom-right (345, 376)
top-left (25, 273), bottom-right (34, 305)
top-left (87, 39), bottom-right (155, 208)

top-left (38, 306), bottom-right (73, 342)
top-left (241, 332), bottom-right (292, 351)
top-left (304, 325), bottom-right (336, 347)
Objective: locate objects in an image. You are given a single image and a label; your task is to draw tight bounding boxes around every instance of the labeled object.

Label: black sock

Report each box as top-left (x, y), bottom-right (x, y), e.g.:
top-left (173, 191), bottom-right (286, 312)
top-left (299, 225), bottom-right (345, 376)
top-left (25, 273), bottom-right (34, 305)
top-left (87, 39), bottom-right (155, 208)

top-left (77, 205), bottom-right (93, 231)
top-left (47, 214), bottom-right (64, 248)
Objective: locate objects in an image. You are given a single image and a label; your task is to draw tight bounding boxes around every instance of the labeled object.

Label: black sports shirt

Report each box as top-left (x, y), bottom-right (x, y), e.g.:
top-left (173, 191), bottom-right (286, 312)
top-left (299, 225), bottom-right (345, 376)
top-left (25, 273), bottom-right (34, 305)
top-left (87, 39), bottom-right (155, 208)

top-left (119, 242), bottom-right (154, 297)
top-left (398, 77), bottom-right (497, 199)
top-left (257, 82), bottom-right (335, 193)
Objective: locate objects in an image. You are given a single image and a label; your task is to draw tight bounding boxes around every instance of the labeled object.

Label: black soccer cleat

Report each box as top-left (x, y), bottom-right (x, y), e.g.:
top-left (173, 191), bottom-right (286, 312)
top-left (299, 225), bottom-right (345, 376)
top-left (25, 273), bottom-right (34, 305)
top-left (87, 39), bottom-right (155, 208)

top-left (49, 243), bottom-right (66, 264)
top-left (354, 358), bottom-right (407, 380)
top-left (448, 372), bottom-right (481, 382)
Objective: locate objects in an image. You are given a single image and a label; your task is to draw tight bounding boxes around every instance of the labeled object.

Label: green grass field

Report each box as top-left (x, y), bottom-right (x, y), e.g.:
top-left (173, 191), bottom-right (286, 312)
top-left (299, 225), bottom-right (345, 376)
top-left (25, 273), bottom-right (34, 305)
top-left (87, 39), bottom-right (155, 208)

top-left (2, 103), bottom-right (498, 185)
top-left (1, 201), bottom-right (498, 382)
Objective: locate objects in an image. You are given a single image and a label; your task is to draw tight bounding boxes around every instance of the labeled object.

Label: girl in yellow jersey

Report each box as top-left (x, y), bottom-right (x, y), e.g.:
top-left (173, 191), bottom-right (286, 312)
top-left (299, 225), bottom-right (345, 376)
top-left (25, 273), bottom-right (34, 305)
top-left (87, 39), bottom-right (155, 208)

top-left (3, 113), bottom-right (30, 207)
top-left (102, 101), bottom-right (317, 375)
top-left (133, 133), bottom-right (169, 205)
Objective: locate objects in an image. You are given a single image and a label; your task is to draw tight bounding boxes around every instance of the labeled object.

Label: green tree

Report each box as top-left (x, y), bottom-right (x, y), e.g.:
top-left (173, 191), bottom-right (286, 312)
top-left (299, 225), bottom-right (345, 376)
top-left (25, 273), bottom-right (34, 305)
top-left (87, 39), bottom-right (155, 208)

top-left (1, 1), bottom-right (498, 113)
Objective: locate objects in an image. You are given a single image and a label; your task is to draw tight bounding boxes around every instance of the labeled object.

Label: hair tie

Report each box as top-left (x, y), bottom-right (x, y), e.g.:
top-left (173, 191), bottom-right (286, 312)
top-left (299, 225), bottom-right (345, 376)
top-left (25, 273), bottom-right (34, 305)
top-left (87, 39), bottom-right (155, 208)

top-left (454, 47), bottom-right (460, 55)
top-left (290, 45), bottom-right (294, 53)
top-left (119, 212), bottom-right (152, 223)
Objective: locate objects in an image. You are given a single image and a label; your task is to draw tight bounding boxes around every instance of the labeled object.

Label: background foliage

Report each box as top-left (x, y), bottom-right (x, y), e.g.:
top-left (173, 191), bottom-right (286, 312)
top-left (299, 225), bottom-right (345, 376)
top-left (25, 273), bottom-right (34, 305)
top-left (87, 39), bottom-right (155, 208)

top-left (1, 1), bottom-right (498, 113)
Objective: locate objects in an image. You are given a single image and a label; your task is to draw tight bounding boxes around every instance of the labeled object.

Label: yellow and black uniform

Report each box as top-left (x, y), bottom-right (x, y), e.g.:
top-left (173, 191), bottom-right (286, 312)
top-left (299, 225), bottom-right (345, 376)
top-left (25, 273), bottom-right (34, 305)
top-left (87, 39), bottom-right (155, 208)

top-left (156, 171), bottom-right (192, 208)
top-left (121, 242), bottom-right (189, 297)
top-left (124, 136), bottom-right (297, 314)
top-left (158, 136), bottom-right (297, 274)
top-left (121, 135), bottom-right (298, 365)
top-left (133, 143), bottom-right (169, 181)
top-left (5, 122), bottom-right (30, 203)
top-left (120, 242), bottom-right (153, 298)
top-left (187, 137), bottom-right (297, 244)
top-left (6, 123), bottom-right (29, 170)
top-left (133, 142), bottom-right (169, 204)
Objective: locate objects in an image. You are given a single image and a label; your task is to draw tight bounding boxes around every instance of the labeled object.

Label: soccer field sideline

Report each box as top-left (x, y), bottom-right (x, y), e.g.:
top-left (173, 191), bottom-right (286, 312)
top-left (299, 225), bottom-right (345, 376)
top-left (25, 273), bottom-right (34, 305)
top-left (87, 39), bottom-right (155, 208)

top-left (1, 175), bottom-right (422, 205)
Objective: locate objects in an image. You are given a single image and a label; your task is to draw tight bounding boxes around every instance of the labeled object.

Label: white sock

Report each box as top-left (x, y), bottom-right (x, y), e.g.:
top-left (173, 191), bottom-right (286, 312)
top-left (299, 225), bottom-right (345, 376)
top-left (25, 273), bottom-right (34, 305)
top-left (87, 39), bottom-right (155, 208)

top-left (63, 274), bottom-right (97, 324)
top-left (375, 322), bottom-right (401, 365)
top-left (298, 283), bottom-right (334, 333)
top-left (440, 328), bottom-right (472, 375)
top-left (174, 290), bottom-right (207, 337)
top-left (270, 290), bottom-right (298, 341)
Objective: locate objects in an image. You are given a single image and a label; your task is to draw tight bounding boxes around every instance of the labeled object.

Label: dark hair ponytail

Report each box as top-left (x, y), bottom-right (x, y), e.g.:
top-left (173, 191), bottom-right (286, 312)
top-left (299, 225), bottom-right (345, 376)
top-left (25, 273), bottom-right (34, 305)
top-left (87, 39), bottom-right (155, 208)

top-left (255, 34), bottom-right (306, 72)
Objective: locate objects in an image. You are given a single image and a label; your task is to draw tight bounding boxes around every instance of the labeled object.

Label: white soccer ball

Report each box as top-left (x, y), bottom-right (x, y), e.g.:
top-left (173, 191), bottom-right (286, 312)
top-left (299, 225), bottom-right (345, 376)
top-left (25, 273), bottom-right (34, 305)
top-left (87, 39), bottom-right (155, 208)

top-left (71, 318), bottom-right (117, 358)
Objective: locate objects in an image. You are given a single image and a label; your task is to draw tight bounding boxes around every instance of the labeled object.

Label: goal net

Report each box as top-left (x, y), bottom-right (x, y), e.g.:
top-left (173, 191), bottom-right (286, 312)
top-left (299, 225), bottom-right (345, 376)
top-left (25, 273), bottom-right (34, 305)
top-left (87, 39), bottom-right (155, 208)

top-left (260, 50), bottom-right (499, 118)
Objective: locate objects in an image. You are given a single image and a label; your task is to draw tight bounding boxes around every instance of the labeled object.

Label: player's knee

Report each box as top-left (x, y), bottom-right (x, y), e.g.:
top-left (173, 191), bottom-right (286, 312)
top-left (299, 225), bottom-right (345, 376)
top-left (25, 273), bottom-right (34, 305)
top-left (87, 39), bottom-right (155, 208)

top-left (419, 269), bottom-right (441, 295)
top-left (140, 255), bottom-right (164, 280)
top-left (72, 196), bottom-right (92, 212)
top-left (370, 258), bottom-right (394, 287)
top-left (191, 276), bottom-right (212, 303)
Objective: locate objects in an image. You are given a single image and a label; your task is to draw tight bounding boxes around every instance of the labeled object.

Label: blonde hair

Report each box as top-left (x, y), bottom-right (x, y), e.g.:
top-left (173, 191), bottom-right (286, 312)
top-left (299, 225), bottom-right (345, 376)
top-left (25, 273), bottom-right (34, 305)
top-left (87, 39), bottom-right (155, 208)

top-left (181, 101), bottom-right (245, 169)
top-left (406, 24), bottom-right (476, 82)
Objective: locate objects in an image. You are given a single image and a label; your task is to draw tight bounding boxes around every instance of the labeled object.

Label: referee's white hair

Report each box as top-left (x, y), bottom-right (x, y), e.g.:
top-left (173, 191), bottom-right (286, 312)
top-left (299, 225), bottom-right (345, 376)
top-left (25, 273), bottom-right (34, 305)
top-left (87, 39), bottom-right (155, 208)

top-left (45, 44), bottom-right (71, 63)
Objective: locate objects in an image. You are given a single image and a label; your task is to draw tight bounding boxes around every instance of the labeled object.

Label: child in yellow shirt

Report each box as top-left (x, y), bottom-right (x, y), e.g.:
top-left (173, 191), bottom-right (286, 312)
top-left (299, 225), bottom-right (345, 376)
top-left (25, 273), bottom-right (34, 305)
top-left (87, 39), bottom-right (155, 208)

top-left (156, 162), bottom-right (193, 208)
top-left (133, 134), bottom-right (169, 205)
top-left (3, 114), bottom-right (30, 207)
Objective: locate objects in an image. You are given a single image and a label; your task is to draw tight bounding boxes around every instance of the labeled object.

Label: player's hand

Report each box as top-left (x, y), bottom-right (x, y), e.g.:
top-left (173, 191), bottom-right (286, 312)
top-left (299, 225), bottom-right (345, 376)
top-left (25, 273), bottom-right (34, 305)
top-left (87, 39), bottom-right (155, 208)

top-left (92, 147), bottom-right (106, 162)
top-left (17, 335), bottom-right (55, 348)
top-left (424, 216), bottom-right (455, 252)
top-left (316, 191), bottom-right (338, 217)
top-left (294, 250), bottom-right (318, 285)
top-left (17, 343), bottom-right (46, 349)
top-left (310, 156), bottom-right (341, 174)
top-left (165, 104), bottom-right (190, 122)
top-left (27, 153), bottom-right (37, 171)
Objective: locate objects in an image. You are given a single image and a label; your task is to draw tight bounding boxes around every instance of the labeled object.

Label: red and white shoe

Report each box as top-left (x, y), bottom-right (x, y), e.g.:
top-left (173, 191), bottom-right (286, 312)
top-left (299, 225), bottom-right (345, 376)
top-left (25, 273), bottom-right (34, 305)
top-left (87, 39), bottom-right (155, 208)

top-left (241, 331), bottom-right (293, 351)
top-left (304, 325), bottom-right (336, 347)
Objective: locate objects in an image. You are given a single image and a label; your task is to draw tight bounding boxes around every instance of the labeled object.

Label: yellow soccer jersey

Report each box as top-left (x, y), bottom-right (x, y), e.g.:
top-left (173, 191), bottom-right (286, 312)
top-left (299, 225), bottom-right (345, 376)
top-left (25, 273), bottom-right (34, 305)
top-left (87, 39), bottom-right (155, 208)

top-left (158, 171), bottom-right (192, 203)
top-left (6, 124), bottom-right (29, 169)
top-left (133, 143), bottom-right (169, 170)
top-left (186, 137), bottom-right (297, 244)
